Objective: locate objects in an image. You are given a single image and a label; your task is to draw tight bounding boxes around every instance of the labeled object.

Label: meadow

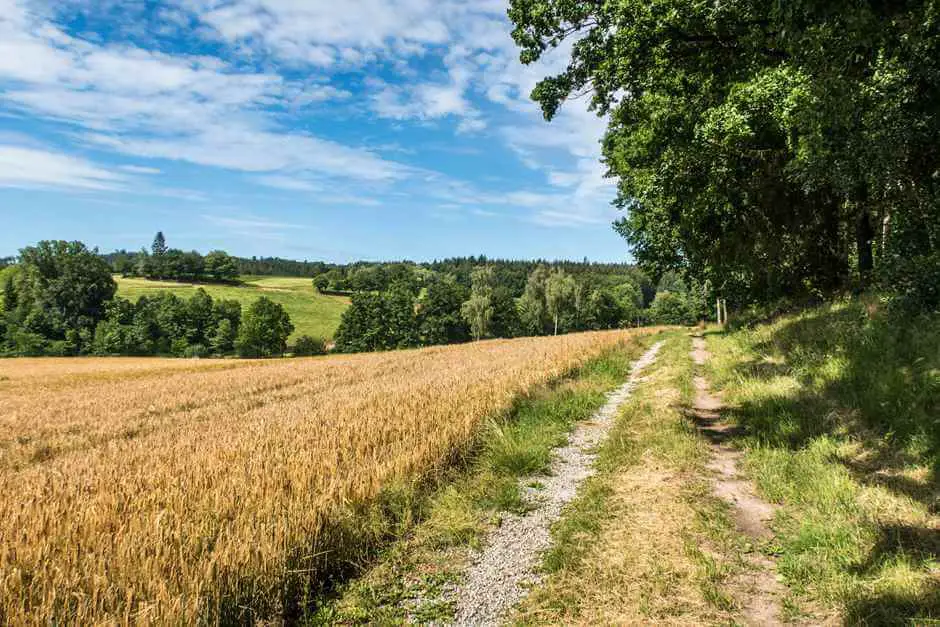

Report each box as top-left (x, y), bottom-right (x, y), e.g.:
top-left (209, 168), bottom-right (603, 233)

top-left (0, 328), bottom-right (649, 624)
top-left (115, 275), bottom-right (350, 341)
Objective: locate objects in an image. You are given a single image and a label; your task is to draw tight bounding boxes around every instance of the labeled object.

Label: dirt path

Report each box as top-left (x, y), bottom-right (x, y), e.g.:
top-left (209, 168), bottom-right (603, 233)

top-left (690, 335), bottom-right (787, 625)
top-left (449, 341), bottom-right (664, 626)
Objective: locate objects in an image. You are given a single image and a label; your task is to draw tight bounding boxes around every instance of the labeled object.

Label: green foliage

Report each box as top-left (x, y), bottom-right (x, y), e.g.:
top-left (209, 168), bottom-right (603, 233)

top-left (510, 0), bottom-right (940, 309)
top-left (236, 296), bottom-right (294, 357)
top-left (417, 274), bottom-right (470, 345)
top-left (4, 240), bottom-right (116, 354)
top-left (489, 285), bottom-right (521, 338)
top-left (648, 292), bottom-right (695, 326)
top-left (89, 290), bottom-right (244, 357)
top-left (292, 335), bottom-right (327, 356)
top-left (518, 265), bottom-right (552, 335)
top-left (461, 266), bottom-right (495, 341)
top-left (203, 250), bottom-right (239, 282)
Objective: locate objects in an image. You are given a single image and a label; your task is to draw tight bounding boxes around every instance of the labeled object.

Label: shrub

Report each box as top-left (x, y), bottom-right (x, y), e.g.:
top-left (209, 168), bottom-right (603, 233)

top-left (292, 335), bottom-right (326, 356)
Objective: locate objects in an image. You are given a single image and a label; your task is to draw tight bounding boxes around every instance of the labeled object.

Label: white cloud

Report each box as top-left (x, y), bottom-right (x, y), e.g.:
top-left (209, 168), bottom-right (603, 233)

top-left (0, 144), bottom-right (124, 190)
top-left (119, 164), bottom-right (161, 175)
top-left (0, 0), bottom-right (412, 188)
top-left (2, 0), bottom-right (619, 230)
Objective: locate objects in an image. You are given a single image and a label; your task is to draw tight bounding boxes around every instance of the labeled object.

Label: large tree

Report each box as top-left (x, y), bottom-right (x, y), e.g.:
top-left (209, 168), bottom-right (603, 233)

top-left (9, 240), bottom-right (116, 352)
top-left (509, 0), bottom-right (940, 307)
top-left (236, 297), bottom-right (294, 357)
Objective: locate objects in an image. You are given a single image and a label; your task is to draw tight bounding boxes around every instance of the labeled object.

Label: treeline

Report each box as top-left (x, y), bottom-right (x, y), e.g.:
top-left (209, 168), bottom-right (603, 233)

top-left (105, 232), bottom-right (240, 283)
top-left (331, 262), bottom-right (707, 353)
top-left (0, 241), bottom-right (318, 358)
top-left (313, 257), bottom-right (656, 301)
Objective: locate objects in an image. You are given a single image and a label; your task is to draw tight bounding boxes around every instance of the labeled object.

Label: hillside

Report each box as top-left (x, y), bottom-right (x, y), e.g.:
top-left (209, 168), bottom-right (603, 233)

top-left (115, 275), bottom-right (349, 341)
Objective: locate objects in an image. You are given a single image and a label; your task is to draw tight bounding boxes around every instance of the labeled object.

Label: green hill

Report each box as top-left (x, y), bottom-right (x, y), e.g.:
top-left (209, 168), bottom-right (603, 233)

top-left (115, 275), bottom-right (349, 341)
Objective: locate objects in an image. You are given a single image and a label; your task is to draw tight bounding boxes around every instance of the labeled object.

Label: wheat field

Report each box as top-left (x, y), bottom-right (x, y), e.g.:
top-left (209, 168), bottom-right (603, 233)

top-left (0, 329), bottom-right (649, 624)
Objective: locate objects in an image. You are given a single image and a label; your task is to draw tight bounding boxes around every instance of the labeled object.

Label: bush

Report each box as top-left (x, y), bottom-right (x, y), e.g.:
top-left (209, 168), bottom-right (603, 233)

top-left (183, 344), bottom-right (208, 358)
top-left (292, 335), bottom-right (326, 356)
top-left (648, 291), bottom-right (695, 325)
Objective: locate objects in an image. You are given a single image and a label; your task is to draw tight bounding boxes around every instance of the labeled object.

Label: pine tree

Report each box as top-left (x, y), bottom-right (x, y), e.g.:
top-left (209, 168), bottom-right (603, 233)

top-left (151, 232), bottom-right (168, 257)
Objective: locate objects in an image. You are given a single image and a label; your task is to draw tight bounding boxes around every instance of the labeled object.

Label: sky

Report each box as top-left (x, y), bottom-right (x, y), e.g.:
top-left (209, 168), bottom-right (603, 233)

top-left (0, 0), bottom-right (630, 263)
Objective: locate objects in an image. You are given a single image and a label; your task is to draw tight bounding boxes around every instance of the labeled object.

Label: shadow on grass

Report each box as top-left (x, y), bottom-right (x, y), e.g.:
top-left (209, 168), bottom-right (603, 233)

top-left (712, 302), bottom-right (940, 623)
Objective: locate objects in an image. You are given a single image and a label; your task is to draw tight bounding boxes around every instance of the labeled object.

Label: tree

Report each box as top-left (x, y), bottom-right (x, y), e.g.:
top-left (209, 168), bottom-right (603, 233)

top-left (334, 292), bottom-right (390, 353)
top-left (209, 318), bottom-right (237, 355)
top-left (384, 284), bottom-right (419, 348)
top-left (417, 274), bottom-right (470, 345)
top-left (545, 268), bottom-right (576, 335)
top-left (649, 292), bottom-right (694, 326)
top-left (518, 265), bottom-right (551, 335)
top-left (235, 297), bottom-right (294, 357)
top-left (584, 288), bottom-right (624, 330)
top-left (490, 285), bottom-right (521, 338)
top-left (461, 266), bottom-right (495, 341)
top-left (151, 231), bottom-right (168, 257)
top-left (150, 232), bottom-right (168, 279)
top-left (204, 250), bottom-right (238, 282)
top-left (292, 335), bottom-right (326, 356)
top-left (509, 0), bottom-right (940, 308)
top-left (10, 241), bottom-right (116, 352)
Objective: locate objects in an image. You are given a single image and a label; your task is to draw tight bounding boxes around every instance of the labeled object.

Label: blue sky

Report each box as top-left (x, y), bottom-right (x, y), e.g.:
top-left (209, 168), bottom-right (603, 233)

top-left (0, 0), bottom-right (630, 263)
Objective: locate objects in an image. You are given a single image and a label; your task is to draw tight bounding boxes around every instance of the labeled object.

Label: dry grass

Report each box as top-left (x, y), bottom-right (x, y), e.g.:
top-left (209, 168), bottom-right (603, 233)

top-left (0, 329), bottom-right (652, 624)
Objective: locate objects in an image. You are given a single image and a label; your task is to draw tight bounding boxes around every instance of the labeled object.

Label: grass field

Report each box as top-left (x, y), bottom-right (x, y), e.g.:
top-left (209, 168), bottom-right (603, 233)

top-left (0, 329), bottom-right (652, 624)
top-left (114, 275), bottom-right (349, 341)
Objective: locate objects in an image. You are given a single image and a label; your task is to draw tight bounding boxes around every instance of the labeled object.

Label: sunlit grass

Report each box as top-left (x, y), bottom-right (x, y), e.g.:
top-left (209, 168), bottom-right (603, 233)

top-left (115, 275), bottom-right (349, 340)
top-left (705, 298), bottom-right (940, 622)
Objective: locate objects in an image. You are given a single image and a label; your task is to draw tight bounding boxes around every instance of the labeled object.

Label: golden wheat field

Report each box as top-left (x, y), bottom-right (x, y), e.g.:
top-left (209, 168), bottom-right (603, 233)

top-left (0, 329), bottom-right (651, 624)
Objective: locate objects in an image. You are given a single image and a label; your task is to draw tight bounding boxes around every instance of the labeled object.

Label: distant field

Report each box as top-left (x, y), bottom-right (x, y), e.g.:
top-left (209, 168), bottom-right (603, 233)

top-left (115, 275), bottom-right (349, 341)
top-left (0, 328), bottom-right (652, 624)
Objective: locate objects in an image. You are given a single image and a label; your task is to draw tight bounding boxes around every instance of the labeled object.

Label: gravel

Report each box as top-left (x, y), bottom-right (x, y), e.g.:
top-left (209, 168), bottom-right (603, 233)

top-left (449, 341), bottom-right (664, 626)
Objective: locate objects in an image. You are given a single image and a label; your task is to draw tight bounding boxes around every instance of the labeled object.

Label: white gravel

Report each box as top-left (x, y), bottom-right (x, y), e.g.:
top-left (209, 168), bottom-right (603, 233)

top-left (449, 341), bottom-right (664, 626)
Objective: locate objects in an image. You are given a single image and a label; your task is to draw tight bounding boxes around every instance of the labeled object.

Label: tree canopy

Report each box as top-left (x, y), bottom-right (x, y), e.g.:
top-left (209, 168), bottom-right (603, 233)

top-left (509, 0), bottom-right (940, 308)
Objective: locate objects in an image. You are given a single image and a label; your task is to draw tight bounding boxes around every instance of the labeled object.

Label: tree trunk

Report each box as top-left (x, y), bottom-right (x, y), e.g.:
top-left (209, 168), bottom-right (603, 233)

top-left (553, 313), bottom-right (558, 336)
top-left (856, 211), bottom-right (875, 285)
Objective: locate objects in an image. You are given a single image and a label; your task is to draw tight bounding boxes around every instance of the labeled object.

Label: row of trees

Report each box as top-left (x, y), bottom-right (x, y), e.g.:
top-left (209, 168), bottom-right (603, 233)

top-left (1, 241), bottom-right (300, 358)
top-left (108, 232), bottom-right (240, 283)
top-left (333, 264), bottom-right (705, 353)
top-left (313, 257), bottom-right (656, 302)
top-left (510, 0), bottom-right (940, 310)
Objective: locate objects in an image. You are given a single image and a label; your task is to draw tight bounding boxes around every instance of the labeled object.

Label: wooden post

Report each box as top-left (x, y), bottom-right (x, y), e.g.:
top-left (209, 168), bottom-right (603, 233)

top-left (716, 298), bottom-right (722, 325)
top-left (722, 299), bottom-right (728, 326)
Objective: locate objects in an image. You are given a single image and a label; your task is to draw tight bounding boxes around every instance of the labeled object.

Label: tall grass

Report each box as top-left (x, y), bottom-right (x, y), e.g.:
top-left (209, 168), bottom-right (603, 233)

top-left (0, 329), bottom-right (652, 624)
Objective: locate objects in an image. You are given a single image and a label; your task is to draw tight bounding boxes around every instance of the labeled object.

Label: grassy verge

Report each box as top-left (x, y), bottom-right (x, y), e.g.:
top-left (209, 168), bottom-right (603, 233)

top-left (115, 275), bottom-right (349, 341)
top-left (512, 332), bottom-right (747, 624)
top-left (705, 297), bottom-right (940, 623)
top-left (310, 334), bottom-right (659, 623)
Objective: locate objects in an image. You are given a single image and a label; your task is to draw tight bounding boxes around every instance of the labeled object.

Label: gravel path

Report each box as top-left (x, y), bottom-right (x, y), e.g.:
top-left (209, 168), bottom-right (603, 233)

top-left (450, 341), bottom-right (664, 626)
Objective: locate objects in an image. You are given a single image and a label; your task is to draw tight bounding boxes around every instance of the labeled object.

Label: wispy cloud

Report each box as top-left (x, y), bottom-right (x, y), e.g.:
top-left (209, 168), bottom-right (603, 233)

top-left (0, 144), bottom-right (124, 191)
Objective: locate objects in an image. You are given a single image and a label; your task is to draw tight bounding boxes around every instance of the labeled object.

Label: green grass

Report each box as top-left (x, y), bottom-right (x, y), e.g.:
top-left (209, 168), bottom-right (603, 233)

top-left (115, 275), bottom-right (350, 341)
top-left (705, 297), bottom-right (940, 624)
top-left (311, 334), bottom-right (658, 623)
